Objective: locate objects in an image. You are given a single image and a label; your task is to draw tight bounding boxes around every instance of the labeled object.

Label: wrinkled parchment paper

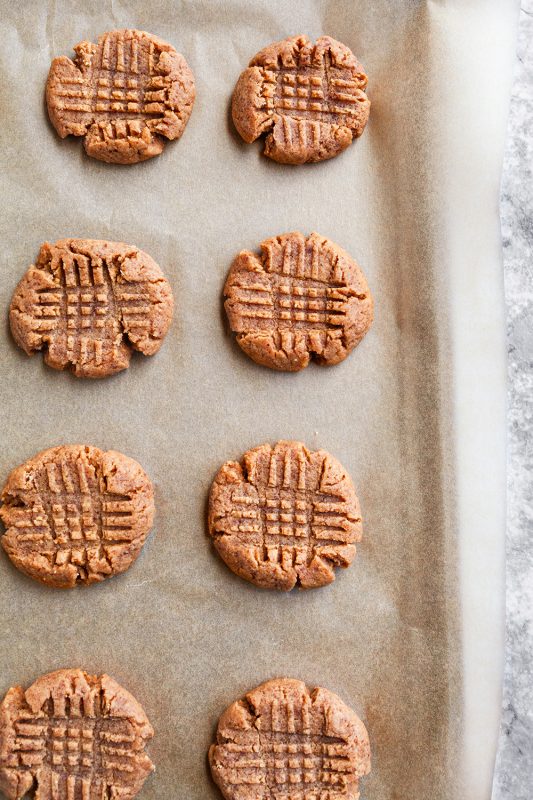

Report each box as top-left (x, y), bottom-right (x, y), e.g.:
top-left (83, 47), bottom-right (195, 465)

top-left (0, 2), bottom-right (519, 798)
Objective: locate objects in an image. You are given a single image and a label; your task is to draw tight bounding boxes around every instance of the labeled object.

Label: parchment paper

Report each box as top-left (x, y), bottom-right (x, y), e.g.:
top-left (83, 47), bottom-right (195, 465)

top-left (0, 2), bottom-right (519, 799)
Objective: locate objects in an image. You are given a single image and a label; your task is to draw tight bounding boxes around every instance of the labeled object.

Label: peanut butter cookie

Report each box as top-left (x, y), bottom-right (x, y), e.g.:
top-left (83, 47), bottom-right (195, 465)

top-left (208, 441), bottom-right (362, 590)
top-left (0, 668), bottom-right (154, 800)
top-left (224, 232), bottom-right (373, 371)
top-left (0, 445), bottom-right (154, 588)
top-left (232, 35), bottom-right (370, 164)
top-left (209, 678), bottom-right (371, 800)
top-left (47, 29), bottom-right (195, 164)
top-left (10, 239), bottom-right (173, 378)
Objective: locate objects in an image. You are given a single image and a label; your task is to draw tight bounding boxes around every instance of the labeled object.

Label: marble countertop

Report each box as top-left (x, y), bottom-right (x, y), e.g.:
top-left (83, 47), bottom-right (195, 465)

top-left (492, 2), bottom-right (533, 798)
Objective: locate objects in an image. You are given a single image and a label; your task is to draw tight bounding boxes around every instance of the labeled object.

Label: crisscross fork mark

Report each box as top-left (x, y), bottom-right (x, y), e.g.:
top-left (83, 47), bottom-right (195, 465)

top-left (13, 458), bottom-right (135, 563)
top-left (54, 32), bottom-right (173, 125)
top-left (11, 712), bottom-right (138, 799)
top-left (36, 254), bottom-right (117, 367)
top-left (234, 281), bottom-right (348, 330)
top-left (225, 698), bottom-right (353, 791)
top-left (273, 282), bottom-right (348, 329)
top-left (261, 62), bottom-right (364, 125)
top-left (93, 73), bottom-right (171, 117)
top-left (34, 252), bottom-right (151, 367)
top-left (229, 491), bottom-right (309, 567)
top-left (230, 491), bottom-right (353, 567)
top-left (43, 460), bottom-right (133, 545)
top-left (229, 449), bottom-right (307, 553)
top-left (232, 235), bottom-right (352, 332)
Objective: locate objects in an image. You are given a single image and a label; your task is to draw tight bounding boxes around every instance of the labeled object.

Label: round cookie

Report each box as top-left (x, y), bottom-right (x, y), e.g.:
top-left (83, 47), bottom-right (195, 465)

top-left (10, 239), bottom-right (174, 378)
top-left (224, 231), bottom-right (373, 371)
top-left (0, 445), bottom-right (154, 588)
top-left (208, 441), bottom-right (362, 590)
top-left (209, 678), bottom-right (371, 800)
top-left (231, 35), bottom-right (370, 164)
top-left (0, 668), bottom-right (154, 800)
top-left (47, 29), bottom-right (195, 164)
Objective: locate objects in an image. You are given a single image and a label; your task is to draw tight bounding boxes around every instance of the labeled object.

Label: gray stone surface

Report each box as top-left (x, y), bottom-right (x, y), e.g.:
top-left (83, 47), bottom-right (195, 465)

top-left (493, 2), bottom-right (533, 798)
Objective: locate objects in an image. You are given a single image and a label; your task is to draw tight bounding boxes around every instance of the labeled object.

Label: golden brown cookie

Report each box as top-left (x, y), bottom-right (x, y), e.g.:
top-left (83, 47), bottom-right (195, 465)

top-left (46, 29), bottom-right (195, 164)
top-left (231, 35), bottom-right (370, 164)
top-left (10, 239), bottom-right (174, 378)
top-left (0, 445), bottom-right (154, 588)
top-left (0, 668), bottom-right (154, 800)
top-left (209, 678), bottom-right (371, 800)
top-left (208, 441), bottom-right (362, 590)
top-left (224, 232), bottom-right (373, 371)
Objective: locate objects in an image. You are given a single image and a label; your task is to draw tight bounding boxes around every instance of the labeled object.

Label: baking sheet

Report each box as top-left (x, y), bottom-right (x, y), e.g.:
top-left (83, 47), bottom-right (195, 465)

top-left (0, 1), bottom-right (518, 799)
